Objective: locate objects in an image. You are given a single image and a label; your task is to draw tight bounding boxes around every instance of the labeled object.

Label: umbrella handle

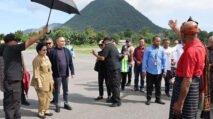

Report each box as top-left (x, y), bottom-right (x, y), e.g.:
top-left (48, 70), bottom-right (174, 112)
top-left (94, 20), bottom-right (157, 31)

top-left (46, 8), bottom-right (52, 26)
top-left (47, 30), bottom-right (52, 34)
top-left (46, 0), bottom-right (55, 26)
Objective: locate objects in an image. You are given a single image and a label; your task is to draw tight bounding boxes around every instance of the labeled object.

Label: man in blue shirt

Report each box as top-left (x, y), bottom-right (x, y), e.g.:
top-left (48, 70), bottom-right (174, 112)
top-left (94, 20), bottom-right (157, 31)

top-left (65, 40), bottom-right (75, 58)
top-left (142, 35), bottom-right (167, 105)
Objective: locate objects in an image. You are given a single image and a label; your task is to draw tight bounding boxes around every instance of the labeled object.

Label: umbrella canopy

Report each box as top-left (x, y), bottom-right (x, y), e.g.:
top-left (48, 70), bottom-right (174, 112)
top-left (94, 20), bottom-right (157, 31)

top-left (31, 0), bottom-right (80, 26)
top-left (31, 0), bottom-right (80, 14)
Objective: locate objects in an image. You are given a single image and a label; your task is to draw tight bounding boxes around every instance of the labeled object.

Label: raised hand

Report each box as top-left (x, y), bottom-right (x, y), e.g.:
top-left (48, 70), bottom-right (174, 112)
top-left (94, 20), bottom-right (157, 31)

top-left (168, 19), bottom-right (178, 29)
top-left (42, 26), bottom-right (48, 34)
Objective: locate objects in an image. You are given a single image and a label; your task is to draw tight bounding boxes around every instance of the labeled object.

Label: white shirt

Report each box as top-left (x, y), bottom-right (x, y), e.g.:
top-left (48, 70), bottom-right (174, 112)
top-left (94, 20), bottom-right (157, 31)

top-left (171, 44), bottom-right (184, 68)
top-left (163, 47), bottom-right (173, 71)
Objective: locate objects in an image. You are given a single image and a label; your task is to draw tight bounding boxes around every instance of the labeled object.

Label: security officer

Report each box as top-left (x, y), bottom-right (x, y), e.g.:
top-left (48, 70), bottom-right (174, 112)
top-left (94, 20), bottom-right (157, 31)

top-left (0, 27), bottom-right (47, 119)
top-left (92, 37), bottom-right (124, 107)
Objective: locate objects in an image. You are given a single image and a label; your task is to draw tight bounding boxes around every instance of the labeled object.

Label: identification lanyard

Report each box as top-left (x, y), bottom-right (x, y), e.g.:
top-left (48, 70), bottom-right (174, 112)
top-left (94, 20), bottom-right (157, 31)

top-left (154, 47), bottom-right (159, 66)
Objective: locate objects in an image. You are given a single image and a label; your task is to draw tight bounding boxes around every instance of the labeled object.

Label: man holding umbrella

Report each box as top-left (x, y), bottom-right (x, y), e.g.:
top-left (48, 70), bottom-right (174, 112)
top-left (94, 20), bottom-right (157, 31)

top-left (0, 27), bottom-right (47, 119)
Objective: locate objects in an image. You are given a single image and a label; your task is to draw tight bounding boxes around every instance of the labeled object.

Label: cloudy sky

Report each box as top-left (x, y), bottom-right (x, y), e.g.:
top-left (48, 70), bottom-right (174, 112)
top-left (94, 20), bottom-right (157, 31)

top-left (0, 0), bottom-right (213, 34)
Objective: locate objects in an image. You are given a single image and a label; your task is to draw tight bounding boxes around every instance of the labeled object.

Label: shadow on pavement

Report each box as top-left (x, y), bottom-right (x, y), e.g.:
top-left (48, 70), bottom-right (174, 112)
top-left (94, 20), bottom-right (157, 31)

top-left (69, 93), bottom-right (110, 107)
top-left (75, 81), bottom-right (172, 102)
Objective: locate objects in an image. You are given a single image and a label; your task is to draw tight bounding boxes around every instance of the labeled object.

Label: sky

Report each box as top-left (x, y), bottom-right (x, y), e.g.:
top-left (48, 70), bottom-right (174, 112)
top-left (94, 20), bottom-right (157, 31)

top-left (0, 0), bottom-right (213, 34)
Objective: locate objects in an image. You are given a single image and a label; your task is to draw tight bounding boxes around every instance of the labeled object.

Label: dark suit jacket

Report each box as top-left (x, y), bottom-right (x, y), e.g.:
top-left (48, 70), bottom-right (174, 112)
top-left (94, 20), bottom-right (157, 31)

top-left (49, 47), bottom-right (75, 78)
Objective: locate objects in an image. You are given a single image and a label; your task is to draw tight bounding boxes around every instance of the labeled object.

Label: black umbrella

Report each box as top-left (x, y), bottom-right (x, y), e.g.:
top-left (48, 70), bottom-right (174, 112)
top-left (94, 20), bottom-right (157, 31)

top-left (31, 0), bottom-right (80, 26)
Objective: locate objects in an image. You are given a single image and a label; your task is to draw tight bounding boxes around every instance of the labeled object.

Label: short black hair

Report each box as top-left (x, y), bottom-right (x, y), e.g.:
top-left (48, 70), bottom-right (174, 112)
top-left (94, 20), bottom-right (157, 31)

top-left (152, 35), bottom-right (160, 41)
top-left (4, 33), bottom-right (21, 43)
top-left (36, 43), bottom-right (46, 53)
top-left (103, 37), bottom-right (111, 42)
top-left (163, 38), bottom-right (170, 43)
top-left (45, 37), bottom-right (53, 42)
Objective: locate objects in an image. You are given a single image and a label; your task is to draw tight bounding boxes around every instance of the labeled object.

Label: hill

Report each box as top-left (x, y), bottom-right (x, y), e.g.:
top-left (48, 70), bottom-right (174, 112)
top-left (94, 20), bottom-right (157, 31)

top-left (62, 0), bottom-right (165, 33)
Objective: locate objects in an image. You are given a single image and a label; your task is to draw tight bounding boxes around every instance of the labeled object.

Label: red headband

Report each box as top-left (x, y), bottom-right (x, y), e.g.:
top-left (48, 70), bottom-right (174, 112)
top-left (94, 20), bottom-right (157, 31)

top-left (180, 22), bottom-right (200, 35)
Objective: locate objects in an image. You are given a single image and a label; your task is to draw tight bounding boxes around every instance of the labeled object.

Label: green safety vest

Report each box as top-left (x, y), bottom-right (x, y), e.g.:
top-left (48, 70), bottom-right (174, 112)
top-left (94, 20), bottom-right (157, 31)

top-left (120, 55), bottom-right (129, 72)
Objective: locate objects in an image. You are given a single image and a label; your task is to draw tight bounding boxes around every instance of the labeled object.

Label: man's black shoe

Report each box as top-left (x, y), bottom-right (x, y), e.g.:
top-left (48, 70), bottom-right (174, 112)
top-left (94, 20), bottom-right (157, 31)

top-left (55, 105), bottom-right (60, 113)
top-left (94, 96), bottom-right (103, 101)
top-left (134, 88), bottom-right (139, 91)
top-left (126, 83), bottom-right (131, 86)
top-left (22, 100), bottom-right (30, 106)
top-left (45, 113), bottom-right (53, 116)
top-left (155, 100), bottom-right (165, 105)
top-left (109, 103), bottom-right (121, 107)
top-left (145, 100), bottom-right (151, 105)
top-left (106, 97), bottom-right (113, 103)
top-left (64, 104), bottom-right (72, 110)
top-left (166, 93), bottom-right (171, 97)
top-left (38, 114), bottom-right (46, 119)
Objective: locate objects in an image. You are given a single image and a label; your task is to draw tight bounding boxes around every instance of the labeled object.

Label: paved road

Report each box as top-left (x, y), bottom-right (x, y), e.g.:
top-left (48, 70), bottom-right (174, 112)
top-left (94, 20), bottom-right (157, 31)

top-left (0, 50), bottom-right (210, 119)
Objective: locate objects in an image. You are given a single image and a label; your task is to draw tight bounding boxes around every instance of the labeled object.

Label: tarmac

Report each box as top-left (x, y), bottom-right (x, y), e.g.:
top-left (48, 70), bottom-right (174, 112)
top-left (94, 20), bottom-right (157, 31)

top-left (0, 50), bottom-right (211, 119)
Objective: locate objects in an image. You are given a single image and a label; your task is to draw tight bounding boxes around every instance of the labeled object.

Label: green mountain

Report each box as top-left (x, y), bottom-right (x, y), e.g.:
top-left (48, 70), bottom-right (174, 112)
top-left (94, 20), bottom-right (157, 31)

top-left (23, 23), bottom-right (62, 34)
top-left (62, 0), bottom-right (165, 33)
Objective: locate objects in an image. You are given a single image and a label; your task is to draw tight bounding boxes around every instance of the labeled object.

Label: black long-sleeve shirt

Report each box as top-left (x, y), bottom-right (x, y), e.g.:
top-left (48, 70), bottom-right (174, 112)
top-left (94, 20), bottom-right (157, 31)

top-left (49, 47), bottom-right (75, 78)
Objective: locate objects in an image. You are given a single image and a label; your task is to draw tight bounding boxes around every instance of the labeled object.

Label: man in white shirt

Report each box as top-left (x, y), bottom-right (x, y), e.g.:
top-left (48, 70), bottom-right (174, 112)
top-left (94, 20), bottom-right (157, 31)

top-left (163, 39), bottom-right (173, 97)
top-left (171, 42), bottom-right (184, 69)
top-left (173, 40), bottom-right (179, 47)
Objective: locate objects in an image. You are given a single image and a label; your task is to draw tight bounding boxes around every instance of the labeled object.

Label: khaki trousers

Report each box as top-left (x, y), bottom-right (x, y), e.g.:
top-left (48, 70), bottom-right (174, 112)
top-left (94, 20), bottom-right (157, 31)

top-left (36, 89), bottom-right (52, 116)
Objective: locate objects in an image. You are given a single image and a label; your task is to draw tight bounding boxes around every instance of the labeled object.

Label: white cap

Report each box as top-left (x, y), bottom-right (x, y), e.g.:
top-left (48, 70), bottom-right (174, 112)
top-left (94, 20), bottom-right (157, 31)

top-left (99, 40), bottom-right (103, 45)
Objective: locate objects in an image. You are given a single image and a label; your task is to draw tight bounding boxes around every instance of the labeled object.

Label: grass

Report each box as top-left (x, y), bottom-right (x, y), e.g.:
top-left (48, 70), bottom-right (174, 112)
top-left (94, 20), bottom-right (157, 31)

top-left (75, 50), bottom-right (92, 54)
top-left (74, 44), bottom-right (99, 48)
top-left (27, 45), bottom-right (36, 50)
top-left (26, 43), bottom-right (152, 53)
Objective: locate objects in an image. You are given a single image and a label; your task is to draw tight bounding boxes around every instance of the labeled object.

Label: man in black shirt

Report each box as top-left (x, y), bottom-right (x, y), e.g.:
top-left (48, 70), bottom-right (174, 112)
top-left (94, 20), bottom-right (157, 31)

top-left (94, 40), bottom-right (111, 101)
top-left (0, 27), bottom-right (47, 119)
top-left (92, 37), bottom-right (124, 107)
top-left (49, 36), bottom-right (75, 113)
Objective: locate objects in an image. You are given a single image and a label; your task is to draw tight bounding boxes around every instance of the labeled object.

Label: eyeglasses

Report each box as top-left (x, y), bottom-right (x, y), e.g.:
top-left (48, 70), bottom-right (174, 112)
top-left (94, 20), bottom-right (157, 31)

top-left (46, 42), bottom-right (52, 45)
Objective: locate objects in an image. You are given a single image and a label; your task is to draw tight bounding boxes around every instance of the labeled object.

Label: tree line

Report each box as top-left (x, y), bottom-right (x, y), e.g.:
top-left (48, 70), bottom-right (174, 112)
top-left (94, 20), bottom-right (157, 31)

top-left (0, 26), bottom-right (213, 45)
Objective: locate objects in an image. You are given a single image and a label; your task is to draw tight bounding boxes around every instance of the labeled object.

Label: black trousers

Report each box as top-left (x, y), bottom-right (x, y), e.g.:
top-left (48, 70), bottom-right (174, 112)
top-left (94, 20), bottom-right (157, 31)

top-left (127, 66), bottom-right (132, 84)
top-left (98, 71), bottom-right (111, 97)
top-left (121, 72), bottom-right (128, 90)
top-left (164, 70), bottom-right (172, 94)
top-left (107, 69), bottom-right (121, 104)
top-left (3, 80), bottom-right (22, 119)
top-left (146, 72), bottom-right (162, 101)
top-left (54, 76), bottom-right (69, 106)
top-left (21, 81), bottom-right (26, 102)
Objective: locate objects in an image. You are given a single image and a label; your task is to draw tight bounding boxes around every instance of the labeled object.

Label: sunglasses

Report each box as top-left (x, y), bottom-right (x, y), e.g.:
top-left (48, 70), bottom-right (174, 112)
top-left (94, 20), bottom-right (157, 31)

top-left (46, 42), bottom-right (52, 45)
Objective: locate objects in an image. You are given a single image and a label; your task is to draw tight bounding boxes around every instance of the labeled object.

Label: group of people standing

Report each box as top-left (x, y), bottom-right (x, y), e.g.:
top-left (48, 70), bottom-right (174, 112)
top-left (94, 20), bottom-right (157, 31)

top-left (92, 35), bottom-right (182, 106)
top-left (0, 27), bottom-right (76, 119)
top-left (92, 17), bottom-right (211, 119)
top-left (0, 17), bottom-right (211, 119)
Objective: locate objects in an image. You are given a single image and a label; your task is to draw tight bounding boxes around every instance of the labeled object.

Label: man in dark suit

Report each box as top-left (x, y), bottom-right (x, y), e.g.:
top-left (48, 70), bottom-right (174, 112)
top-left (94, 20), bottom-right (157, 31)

top-left (49, 36), bottom-right (75, 113)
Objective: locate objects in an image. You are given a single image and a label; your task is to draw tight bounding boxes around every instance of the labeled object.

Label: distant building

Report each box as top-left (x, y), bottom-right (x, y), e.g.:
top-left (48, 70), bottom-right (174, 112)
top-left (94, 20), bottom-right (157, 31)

top-left (118, 40), bottom-right (126, 45)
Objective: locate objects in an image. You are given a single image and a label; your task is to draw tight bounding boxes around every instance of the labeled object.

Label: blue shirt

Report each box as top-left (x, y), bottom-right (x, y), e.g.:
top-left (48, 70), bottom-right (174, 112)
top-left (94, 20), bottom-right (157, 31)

top-left (65, 45), bottom-right (74, 56)
top-left (142, 46), bottom-right (166, 75)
